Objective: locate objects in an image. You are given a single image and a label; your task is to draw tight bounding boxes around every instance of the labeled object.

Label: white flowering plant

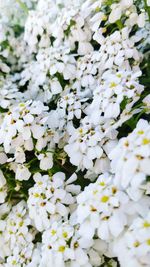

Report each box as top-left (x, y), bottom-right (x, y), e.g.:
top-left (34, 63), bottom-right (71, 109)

top-left (0, 0), bottom-right (150, 266)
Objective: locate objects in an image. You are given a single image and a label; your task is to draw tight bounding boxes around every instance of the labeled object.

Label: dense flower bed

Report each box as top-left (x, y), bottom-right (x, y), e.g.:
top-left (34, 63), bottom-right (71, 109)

top-left (0, 0), bottom-right (150, 266)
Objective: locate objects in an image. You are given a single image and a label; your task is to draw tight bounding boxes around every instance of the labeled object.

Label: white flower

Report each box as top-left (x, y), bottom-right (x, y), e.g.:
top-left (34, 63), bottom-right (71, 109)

top-left (5, 243), bottom-right (36, 267)
top-left (76, 173), bottom-right (130, 241)
top-left (0, 170), bottom-right (7, 203)
top-left (0, 201), bottom-right (35, 261)
top-left (50, 79), bottom-right (62, 95)
top-left (86, 69), bottom-right (143, 121)
top-left (0, 148), bottom-right (8, 164)
top-left (14, 147), bottom-right (26, 164)
top-left (37, 152), bottom-right (53, 171)
top-left (109, 0), bottom-right (145, 28)
top-left (143, 94), bottom-right (150, 113)
top-left (0, 100), bottom-right (49, 154)
top-left (40, 220), bottom-right (102, 267)
top-left (114, 212), bottom-right (150, 267)
top-left (20, 45), bottom-right (76, 103)
top-left (27, 172), bottom-right (80, 231)
top-left (109, 119), bottom-right (150, 200)
top-left (57, 87), bottom-right (84, 122)
top-left (0, 76), bottom-right (22, 109)
top-left (15, 164), bottom-right (31, 181)
top-left (65, 116), bottom-right (117, 171)
top-left (109, 6), bottom-right (122, 23)
top-left (0, 0), bottom-right (149, 266)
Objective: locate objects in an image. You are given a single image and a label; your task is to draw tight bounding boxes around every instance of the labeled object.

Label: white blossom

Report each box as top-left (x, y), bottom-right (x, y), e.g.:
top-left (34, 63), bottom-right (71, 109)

top-left (65, 116), bottom-right (117, 171)
top-left (27, 172), bottom-right (80, 231)
top-left (15, 164), bottom-right (31, 181)
top-left (110, 119), bottom-right (150, 200)
top-left (0, 170), bottom-right (7, 203)
top-left (114, 213), bottom-right (150, 267)
top-left (76, 173), bottom-right (131, 241)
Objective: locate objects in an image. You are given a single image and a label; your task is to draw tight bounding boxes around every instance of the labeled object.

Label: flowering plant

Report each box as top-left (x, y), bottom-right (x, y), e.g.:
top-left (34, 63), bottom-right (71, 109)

top-left (0, 0), bottom-right (150, 266)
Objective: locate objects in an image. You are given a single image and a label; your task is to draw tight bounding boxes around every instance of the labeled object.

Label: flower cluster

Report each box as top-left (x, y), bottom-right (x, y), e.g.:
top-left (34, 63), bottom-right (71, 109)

top-left (0, 201), bottom-right (39, 267)
top-left (114, 213), bottom-right (150, 267)
top-left (0, 0), bottom-right (150, 266)
top-left (27, 172), bottom-right (80, 231)
top-left (110, 119), bottom-right (150, 200)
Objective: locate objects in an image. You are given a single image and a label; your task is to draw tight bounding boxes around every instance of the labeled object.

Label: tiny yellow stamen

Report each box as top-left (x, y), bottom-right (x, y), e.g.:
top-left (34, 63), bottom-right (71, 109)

top-left (79, 128), bottom-right (83, 134)
top-left (143, 221), bottom-right (150, 228)
top-left (19, 103), bottom-right (25, 107)
top-left (136, 155), bottom-right (144, 160)
top-left (142, 138), bottom-right (150, 145)
top-left (19, 221), bottom-right (24, 227)
top-left (133, 241), bottom-right (140, 247)
top-left (95, 7), bottom-right (101, 12)
top-left (40, 202), bottom-right (46, 207)
top-left (74, 242), bottom-right (79, 249)
top-left (51, 187), bottom-right (55, 193)
top-left (99, 181), bottom-right (105, 186)
top-left (110, 82), bottom-right (117, 88)
top-left (112, 187), bottom-right (117, 194)
top-left (101, 195), bottom-right (109, 203)
top-left (51, 229), bottom-right (56, 236)
top-left (58, 246), bottom-right (65, 252)
top-left (102, 216), bottom-right (109, 221)
top-left (37, 181), bottom-right (43, 186)
top-left (34, 193), bottom-right (40, 198)
top-left (62, 232), bottom-right (68, 238)
top-left (90, 206), bottom-right (97, 212)
top-left (124, 140), bottom-right (129, 147)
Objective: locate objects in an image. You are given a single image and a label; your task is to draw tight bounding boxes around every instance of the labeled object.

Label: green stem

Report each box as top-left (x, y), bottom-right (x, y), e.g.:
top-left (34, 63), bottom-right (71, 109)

top-left (116, 19), bottom-right (124, 30)
top-left (135, 108), bottom-right (147, 123)
top-left (144, 0), bottom-right (150, 21)
top-left (26, 157), bottom-right (38, 167)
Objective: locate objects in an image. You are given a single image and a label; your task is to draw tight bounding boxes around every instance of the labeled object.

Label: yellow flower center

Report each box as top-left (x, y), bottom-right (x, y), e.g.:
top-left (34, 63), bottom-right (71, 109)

top-left (51, 229), bottom-right (57, 236)
top-left (19, 221), bottom-right (24, 227)
top-left (58, 246), bottom-right (65, 252)
top-left (142, 138), bottom-right (150, 145)
top-left (74, 242), bottom-right (79, 249)
top-left (34, 193), bottom-right (40, 198)
top-left (137, 130), bottom-right (144, 135)
top-left (133, 241), bottom-right (140, 247)
top-left (110, 82), bottom-right (117, 88)
top-left (62, 232), bottom-right (68, 238)
top-left (143, 221), bottom-right (150, 228)
top-left (101, 195), bottom-right (109, 203)
top-left (99, 181), bottom-right (105, 186)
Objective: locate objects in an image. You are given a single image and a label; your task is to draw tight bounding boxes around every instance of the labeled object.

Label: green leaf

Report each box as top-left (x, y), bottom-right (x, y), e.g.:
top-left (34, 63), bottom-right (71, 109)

top-left (0, 40), bottom-right (9, 50)
top-left (16, 0), bottom-right (28, 14)
top-left (143, 0), bottom-right (150, 21)
top-left (120, 96), bottom-right (128, 111)
top-left (0, 107), bottom-right (8, 113)
top-left (116, 19), bottom-right (124, 30)
top-left (146, 176), bottom-right (150, 182)
top-left (64, 20), bottom-right (76, 37)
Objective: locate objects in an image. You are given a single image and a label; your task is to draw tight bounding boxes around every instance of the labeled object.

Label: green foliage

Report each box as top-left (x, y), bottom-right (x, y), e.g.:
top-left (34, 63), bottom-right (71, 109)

top-left (16, 0), bottom-right (28, 14)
